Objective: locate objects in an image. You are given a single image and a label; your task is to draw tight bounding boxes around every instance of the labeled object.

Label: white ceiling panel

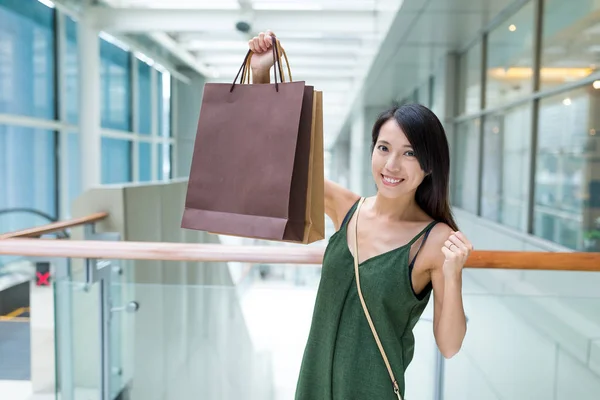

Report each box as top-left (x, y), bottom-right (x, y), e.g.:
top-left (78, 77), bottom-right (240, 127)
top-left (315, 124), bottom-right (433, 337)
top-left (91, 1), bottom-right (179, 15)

top-left (96, 0), bottom-right (405, 143)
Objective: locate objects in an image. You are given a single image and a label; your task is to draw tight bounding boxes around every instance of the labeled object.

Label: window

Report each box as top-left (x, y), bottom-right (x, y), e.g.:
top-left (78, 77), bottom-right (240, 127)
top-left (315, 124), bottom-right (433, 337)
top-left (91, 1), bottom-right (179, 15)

top-left (137, 60), bottom-right (152, 135)
top-left (157, 143), bottom-right (172, 180)
top-left (452, 119), bottom-right (481, 213)
top-left (0, 125), bottom-right (57, 230)
top-left (67, 132), bottom-right (81, 209)
top-left (138, 142), bottom-right (152, 182)
top-left (540, 0), bottom-right (600, 89)
top-left (486, 1), bottom-right (535, 108)
top-left (458, 42), bottom-right (482, 115)
top-left (100, 39), bottom-right (132, 131)
top-left (481, 105), bottom-right (532, 231)
top-left (65, 17), bottom-right (79, 124)
top-left (158, 70), bottom-right (172, 137)
top-left (101, 138), bottom-right (132, 184)
top-left (0, 0), bottom-right (55, 119)
top-left (534, 86), bottom-right (599, 251)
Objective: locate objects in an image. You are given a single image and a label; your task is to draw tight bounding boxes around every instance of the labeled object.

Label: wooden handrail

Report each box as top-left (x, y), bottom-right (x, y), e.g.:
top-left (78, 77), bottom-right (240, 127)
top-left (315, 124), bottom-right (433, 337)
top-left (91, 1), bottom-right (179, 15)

top-left (0, 238), bottom-right (598, 271)
top-left (0, 212), bottom-right (109, 240)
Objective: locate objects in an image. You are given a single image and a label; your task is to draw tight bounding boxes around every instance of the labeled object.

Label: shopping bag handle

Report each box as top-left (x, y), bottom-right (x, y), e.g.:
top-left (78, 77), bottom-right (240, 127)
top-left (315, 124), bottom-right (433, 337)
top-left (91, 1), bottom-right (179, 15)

top-left (240, 40), bottom-right (293, 85)
top-left (230, 34), bottom-right (288, 93)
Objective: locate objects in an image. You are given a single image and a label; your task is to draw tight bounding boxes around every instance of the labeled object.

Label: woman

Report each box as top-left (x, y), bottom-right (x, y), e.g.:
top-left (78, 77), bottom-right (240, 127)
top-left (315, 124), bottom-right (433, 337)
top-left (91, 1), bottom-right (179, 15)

top-left (249, 32), bottom-right (472, 400)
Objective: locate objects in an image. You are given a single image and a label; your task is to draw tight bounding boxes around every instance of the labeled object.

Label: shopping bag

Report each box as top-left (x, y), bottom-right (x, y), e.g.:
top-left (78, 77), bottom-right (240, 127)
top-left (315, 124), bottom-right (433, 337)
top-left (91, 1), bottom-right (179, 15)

top-left (302, 90), bottom-right (325, 243)
top-left (181, 39), bottom-right (316, 243)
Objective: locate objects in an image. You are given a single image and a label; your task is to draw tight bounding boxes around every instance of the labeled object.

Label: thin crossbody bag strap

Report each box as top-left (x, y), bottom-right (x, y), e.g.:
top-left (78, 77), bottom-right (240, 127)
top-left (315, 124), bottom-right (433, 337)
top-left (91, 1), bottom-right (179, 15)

top-left (353, 197), bottom-right (403, 400)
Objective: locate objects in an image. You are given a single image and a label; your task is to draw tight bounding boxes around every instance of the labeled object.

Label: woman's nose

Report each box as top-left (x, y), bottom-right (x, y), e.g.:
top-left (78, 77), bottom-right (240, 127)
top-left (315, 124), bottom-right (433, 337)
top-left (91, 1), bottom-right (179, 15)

top-left (385, 157), bottom-right (402, 172)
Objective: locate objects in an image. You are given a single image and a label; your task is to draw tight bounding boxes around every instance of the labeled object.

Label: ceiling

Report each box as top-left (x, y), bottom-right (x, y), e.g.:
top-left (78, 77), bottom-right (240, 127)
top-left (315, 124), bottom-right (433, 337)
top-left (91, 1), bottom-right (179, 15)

top-left (85, 0), bottom-right (405, 147)
top-left (69, 0), bottom-right (597, 148)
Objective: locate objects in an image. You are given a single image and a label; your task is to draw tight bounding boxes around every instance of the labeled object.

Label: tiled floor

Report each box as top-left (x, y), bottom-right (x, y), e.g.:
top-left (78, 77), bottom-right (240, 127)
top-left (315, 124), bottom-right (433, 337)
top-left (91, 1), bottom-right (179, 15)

top-left (0, 380), bottom-right (53, 400)
top-left (0, 320), bottom-right (31, 380)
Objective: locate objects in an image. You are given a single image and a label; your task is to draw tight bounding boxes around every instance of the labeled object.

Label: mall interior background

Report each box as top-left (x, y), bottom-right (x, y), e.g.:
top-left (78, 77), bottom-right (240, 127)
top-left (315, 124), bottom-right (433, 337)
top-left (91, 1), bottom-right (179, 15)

top-left (0, 0), bottom-right (599, 398)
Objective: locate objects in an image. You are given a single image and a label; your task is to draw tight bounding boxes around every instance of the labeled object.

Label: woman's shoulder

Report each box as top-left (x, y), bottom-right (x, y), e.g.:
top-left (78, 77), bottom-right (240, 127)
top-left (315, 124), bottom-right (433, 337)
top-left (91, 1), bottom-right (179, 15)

top-left (420, 222), bottom-right (454, 268)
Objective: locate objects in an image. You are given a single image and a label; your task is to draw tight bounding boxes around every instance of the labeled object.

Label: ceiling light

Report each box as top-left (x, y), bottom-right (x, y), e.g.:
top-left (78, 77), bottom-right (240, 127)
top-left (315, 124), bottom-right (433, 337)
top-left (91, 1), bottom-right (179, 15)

top-left (508, 24), bottom-right (517, 32)
top-left (593, 80), bottom-right (600, 89)
top-left (562, 98), bottom-right (572, 106)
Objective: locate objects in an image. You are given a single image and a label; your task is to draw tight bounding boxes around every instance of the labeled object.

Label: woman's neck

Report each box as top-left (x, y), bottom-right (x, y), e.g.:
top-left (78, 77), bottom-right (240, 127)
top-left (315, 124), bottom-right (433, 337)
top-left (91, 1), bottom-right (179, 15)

top-left (367, 192), bottom-right (421, 222)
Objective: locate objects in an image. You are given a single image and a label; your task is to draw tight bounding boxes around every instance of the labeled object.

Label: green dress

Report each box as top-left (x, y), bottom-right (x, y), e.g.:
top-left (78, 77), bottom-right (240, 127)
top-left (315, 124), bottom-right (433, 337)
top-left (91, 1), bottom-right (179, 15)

top-left (295, 200), bottom-right (438, 399)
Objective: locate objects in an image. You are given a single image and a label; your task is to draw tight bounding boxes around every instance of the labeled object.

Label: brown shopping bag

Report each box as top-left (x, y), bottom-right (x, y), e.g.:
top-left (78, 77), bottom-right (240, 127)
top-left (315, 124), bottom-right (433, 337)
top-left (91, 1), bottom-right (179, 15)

top-left (182, 38), bottom-right (318, 243)
top-left (302, 90), bottom-right (325, 243)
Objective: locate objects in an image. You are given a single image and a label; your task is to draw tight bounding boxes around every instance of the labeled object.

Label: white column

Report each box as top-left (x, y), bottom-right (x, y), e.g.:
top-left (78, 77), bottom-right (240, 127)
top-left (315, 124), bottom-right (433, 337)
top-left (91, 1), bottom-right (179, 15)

top-left (78, 13), bottom-right (101, 190)
top-left (350, 105), bottom-right (365, 194)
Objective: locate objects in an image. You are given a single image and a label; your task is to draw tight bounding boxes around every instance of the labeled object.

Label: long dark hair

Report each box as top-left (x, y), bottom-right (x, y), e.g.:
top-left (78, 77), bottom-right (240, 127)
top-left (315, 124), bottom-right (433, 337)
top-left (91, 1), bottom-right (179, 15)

top-left (371, 104), bottom-right (459, 231)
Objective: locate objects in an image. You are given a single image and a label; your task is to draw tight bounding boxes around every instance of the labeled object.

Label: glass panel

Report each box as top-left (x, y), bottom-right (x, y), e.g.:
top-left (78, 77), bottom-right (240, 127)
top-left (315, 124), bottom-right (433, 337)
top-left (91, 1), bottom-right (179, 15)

top-left (105, 270), bottom-right (435, 399)
top-left (157, 71), bottom-right (164, 137)
top-left (157, 143), bottom-right (172, 180)
top-left (0, 125), bottom-right (57, 230)
top-left (138, 142), bottom-right (152, 182)
top-left (445, 270), bottom-right (600, 399)
top-left (162, 72), bottom-right (172, 137)
top-left (452, 119), bottom-right (480, 213)
top-left (137, 60), bottom-right (152, 135)
top-left (109, 259), bottom-right (135, 399)
top-left (534, 86), bottom-right (599, 251)
top-left (67, 132), bottom-right (82, 212)
top-left (101, 137), bottom-right (132, 184)
top-left (55, 271), bottom-right (101, 400)
top-left (458, 42), bottom-right (482, 115)
top-left (485, 1), bottom-right (535, 108)
top-left (541, 0), bottom-right (600, 89)
top-left (53, 258), bottom-right (600, 399)
top-left (65, 16), bottom-right (79, 124)
top-left (100, 40), bottom-right (132, 131)
top-left (0, 0), bottom-right (55, 119)
top-left (481, 104), bottom-right (532, 231)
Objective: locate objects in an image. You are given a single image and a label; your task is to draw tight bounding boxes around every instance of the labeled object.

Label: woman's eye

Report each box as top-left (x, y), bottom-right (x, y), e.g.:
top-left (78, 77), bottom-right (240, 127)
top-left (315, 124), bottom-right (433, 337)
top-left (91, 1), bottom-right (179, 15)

top-left (405, 150), bottom-right (416, 157)
top-left (377, 145), bottom-right (388, 152)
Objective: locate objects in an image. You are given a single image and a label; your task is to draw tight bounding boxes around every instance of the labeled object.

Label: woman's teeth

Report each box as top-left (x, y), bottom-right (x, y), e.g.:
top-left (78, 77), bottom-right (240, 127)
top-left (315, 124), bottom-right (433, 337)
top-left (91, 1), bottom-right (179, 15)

top-left (383, 175), bottom-right (402, 184)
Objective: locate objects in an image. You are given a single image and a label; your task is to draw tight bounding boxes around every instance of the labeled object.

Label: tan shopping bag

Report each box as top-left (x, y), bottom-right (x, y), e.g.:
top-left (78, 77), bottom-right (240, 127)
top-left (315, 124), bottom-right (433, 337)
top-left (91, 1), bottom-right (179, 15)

top-left (302, 90), bottom-right (325, 243)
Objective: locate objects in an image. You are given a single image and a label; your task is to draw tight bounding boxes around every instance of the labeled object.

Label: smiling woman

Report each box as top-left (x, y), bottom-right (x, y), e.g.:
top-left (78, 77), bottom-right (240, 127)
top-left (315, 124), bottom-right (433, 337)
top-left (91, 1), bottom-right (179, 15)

top-left (249, 32), bottom-right (471, 400)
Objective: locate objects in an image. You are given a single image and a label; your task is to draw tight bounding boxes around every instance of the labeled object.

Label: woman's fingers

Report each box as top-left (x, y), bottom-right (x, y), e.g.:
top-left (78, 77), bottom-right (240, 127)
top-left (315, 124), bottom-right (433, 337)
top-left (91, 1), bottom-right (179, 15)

top-left (249, 32), bottom-right (273, 53)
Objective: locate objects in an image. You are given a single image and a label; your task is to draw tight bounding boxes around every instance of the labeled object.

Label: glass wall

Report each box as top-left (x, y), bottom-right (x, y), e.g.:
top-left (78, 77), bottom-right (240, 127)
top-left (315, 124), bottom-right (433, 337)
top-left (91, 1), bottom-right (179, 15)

top-left (0, 0), bottom-right (57, 236)
top-left (0, 125), bottom-right (57, 229)
top-left (481, 104), bottom-right (532, 231)
top-left (452, 119), bottom-right (480, 214)
top-left (540, 0), bottom-right (599, 89)
top-left (138, 142), bottom-right (152, 182)
top-left (137, 60), bottom-right (152, 135)
top-left (534, 86), bottom-right (599, 251)
top-left (485, 1), bottom-right (535, 108)
top-left (65, 16), bottom-right (79, 124)
top-left (450, 0), bottom-right (600, 251)
top-left (458, 41), bottom-right (482, 115)
top-left (0, 0), bottom-right (55, 119)
top-left (100, 39), bottom-right (132, 132)
top-left (101, 138), bottom-right (132, 184)
top-left (0, 0), bottom-right (177, 238)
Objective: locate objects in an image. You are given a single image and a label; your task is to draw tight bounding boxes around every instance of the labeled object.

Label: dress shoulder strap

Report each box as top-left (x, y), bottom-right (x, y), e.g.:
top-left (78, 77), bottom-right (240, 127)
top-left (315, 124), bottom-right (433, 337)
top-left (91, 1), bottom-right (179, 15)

top-left (408, 221), bottom-right (438, 269)
top-left (407, 220), bottom-right (438, 247)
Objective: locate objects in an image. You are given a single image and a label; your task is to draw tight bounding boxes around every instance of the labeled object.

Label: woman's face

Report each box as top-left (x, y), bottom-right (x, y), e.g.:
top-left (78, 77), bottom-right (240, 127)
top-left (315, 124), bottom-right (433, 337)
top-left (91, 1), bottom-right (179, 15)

top-left (371, 119), bottom-right (427, 199)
